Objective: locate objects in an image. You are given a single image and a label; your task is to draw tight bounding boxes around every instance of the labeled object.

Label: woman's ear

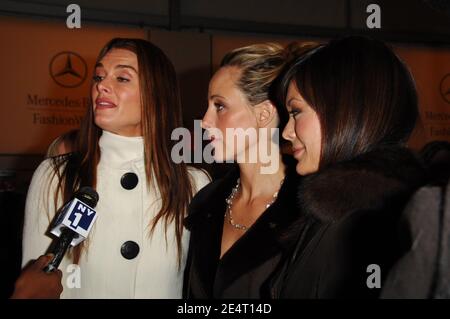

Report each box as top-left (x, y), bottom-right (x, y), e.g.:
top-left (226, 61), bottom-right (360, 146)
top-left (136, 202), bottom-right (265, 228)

top-left (255, 100), bottom-right (277, 128)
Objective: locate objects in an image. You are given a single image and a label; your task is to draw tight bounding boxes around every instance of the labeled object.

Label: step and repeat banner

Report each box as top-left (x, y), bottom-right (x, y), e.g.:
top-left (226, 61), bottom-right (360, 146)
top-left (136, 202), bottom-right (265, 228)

top-left (396, 46), bottom-right (450, 149)
top-left (0, 16), bottom-right (449, 157)
top-left (0, 16), bottom-right (146, 155)
top-left (212, 36), bottom-right (450, 149)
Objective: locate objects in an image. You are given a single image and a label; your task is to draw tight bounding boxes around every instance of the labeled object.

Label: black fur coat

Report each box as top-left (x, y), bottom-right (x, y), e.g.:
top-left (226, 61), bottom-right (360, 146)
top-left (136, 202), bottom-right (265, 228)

top-left (271, 146), bottom-right (427, 298)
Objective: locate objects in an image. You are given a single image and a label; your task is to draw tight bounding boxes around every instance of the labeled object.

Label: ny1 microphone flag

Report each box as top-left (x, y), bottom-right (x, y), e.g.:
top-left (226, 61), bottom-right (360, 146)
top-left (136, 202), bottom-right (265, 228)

top-left (50, 198), bottom-right (98, 246)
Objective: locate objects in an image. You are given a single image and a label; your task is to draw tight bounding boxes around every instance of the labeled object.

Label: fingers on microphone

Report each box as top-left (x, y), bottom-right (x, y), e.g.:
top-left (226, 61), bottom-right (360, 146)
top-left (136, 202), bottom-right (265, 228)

top-left (34, 254), bottom-right (54, 269)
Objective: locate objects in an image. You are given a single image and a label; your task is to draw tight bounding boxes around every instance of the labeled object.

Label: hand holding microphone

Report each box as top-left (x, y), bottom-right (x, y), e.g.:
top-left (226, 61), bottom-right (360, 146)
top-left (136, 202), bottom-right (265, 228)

top-left (10, 187), bottom-right (98, 299)
top-left (10, 254), bottom-right (63, 299)
top-left (44, 186), bottom-right (99, 273)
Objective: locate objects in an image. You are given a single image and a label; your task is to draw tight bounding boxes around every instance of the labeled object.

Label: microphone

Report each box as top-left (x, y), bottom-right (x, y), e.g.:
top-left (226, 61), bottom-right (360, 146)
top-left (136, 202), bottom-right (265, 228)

top-left (44, 186), bottom-right (99, 273)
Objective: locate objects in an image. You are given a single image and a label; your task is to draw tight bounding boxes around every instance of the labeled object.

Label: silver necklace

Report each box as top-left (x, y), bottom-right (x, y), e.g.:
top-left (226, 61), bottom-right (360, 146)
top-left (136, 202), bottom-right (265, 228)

top-left (225, 177), bottom-right (285, 231)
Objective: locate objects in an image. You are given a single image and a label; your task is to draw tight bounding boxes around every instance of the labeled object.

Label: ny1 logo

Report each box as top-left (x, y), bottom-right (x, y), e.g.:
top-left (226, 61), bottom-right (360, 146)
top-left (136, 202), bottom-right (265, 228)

top-left (67, 201), bottom-right (96, 234)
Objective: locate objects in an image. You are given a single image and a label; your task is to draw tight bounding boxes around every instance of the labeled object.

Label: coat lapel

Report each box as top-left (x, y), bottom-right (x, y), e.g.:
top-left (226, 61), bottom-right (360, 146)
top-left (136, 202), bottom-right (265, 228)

top-left (184, 168), bottom-right (238, 297)
top-left (213, 171), bottom-right (302, 295)
top-left (185, 162), bottom-right (302, 297)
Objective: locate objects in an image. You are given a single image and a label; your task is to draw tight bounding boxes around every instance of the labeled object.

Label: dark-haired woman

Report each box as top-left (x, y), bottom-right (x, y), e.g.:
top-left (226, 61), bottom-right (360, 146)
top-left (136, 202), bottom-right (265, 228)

top-left (271, 36), bottom-right (427, 298)
top-left (22, 38), bottom-right (210, 298)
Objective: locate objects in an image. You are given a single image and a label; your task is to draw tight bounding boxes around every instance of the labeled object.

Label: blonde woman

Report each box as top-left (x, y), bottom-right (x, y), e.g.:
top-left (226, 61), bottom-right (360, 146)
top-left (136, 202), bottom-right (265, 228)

top-left (183, 43), bottom-right (316, 298)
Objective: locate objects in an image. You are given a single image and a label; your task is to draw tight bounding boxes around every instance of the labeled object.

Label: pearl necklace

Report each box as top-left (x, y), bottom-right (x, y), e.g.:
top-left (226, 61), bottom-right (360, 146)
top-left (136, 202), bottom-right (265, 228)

top-left (225, 177), bottom-right (285, 231)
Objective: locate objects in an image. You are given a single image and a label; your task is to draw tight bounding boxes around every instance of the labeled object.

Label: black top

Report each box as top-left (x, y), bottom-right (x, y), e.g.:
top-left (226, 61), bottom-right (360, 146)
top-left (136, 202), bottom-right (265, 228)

top-left (183, 159), bottom-right (301, 298)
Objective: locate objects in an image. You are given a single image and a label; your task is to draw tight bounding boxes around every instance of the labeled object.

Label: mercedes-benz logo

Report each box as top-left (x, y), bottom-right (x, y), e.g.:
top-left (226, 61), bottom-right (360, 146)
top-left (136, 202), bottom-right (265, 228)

top-left (49, 51), bottom-right (87, 88)
top-left (440, 73), bottom-right (450, 104)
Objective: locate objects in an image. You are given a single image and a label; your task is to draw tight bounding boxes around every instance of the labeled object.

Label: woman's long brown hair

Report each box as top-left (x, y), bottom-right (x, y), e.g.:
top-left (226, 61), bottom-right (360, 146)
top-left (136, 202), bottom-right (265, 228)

top-left (50, 38), bottom-right (194, 266)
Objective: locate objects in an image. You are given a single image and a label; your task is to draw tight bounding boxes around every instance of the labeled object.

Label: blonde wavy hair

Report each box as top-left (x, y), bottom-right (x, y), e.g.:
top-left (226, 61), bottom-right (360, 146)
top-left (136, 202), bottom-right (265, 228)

top-left (220, 42), bottom-right (319, 106)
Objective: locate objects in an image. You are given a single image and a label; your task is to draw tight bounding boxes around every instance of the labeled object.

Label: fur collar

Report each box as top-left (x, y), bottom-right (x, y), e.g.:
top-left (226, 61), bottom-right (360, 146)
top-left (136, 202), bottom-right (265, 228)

top-left (297, 146), bottom-right (426, 223)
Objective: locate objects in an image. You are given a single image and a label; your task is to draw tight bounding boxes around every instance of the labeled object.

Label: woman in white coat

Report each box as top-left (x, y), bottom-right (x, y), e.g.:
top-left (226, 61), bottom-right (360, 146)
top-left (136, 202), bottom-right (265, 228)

top-left (22, 38), bottom-right (210, 298)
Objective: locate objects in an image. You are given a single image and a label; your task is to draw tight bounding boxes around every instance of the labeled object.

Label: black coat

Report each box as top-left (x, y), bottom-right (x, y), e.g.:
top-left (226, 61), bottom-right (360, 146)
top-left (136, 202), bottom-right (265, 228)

top-left (271, 146), bottom-right (427, 298)
top-left (183, 163), bottom-right (302, 299)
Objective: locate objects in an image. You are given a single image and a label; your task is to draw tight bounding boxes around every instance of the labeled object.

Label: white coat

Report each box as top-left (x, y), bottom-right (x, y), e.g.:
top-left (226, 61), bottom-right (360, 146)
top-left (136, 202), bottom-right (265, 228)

top-left (22, 131), bottom-right (210, 298)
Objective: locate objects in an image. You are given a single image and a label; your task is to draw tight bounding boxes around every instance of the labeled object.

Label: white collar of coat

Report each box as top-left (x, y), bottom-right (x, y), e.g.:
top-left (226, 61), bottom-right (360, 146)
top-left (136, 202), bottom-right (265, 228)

top-left (98, 130), bottom-right (144, 168)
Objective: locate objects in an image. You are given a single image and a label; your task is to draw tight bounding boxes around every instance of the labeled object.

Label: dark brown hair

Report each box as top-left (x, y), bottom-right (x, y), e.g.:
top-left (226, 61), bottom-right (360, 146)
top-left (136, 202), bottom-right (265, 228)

top-left (51, 38), bottom-right (194, 265)
top-left (279, 36), bottom-right (419, 168)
